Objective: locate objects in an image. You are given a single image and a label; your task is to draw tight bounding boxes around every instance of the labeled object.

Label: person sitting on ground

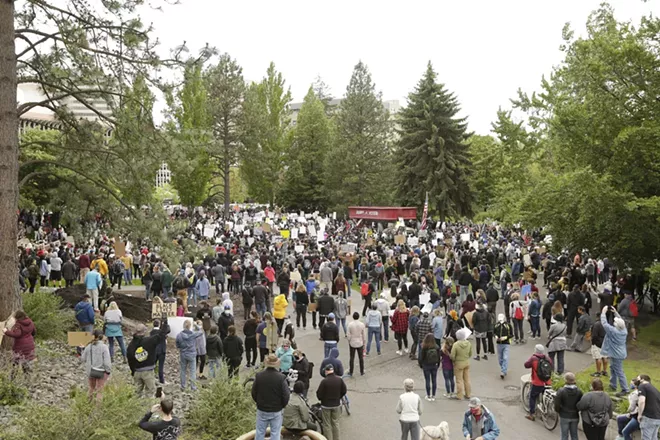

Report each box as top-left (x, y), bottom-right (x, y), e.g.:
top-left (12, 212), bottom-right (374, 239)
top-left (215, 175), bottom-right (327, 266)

top-left (139, 398), bottom-right (181, 439)
top-left (283, 381), bottom-right (317, 434)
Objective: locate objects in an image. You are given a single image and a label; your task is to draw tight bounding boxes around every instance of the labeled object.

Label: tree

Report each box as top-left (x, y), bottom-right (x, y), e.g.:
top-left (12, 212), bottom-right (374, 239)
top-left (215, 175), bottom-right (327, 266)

top-left (206, 54), bottom-right (245, 216)
top-left (395, 62), bottom-right (473, 220)
top-left (166, 62), bottom-right (213, 210)
top-left (241, 62), bottom-right (292, 205)
top-left (312, 75), bottom-right (334, 113)
top-left (1, 0), bottom-right (180, 325)
top-left (467, 134), bottom-right (501, 214)
top-left (279, 87), bottom-right (334, 211)
top-left (326, 61), bottom-right (392, 210)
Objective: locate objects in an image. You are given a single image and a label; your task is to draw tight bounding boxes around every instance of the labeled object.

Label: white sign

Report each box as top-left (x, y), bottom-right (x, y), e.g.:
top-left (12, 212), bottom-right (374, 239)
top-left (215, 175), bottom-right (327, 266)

top-left (291, 228), bottom-right (299, 240)
top-left (332, 212), bottom-right (336, 220)
top-left (407, 237), bottom-right (419, 246)
top-left (203, 226), bottom-right (214, 238)
top-left (431, 239), bottom-right (438, 246)
top-left (429, 252), bottom-right (437, 264)
top-left (247, 237), bottom-right (255, 246)
top-left (436, 232), bottom-right (444, 240)
top-left (460, 233), bottom-right (470, 242)
top-left (294, 245), bottom-right (304, 253)
top-left (299, 226), bottom-right (306, 235)
top-left (308, 225), bottom-right (316, 237)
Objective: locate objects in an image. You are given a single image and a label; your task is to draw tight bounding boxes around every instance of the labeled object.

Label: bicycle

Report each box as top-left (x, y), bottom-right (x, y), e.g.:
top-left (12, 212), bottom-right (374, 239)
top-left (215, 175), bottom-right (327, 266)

top-left (340, 393), bottom-right (350, 416)
top-left (521, 382), bottom-right (558, 430)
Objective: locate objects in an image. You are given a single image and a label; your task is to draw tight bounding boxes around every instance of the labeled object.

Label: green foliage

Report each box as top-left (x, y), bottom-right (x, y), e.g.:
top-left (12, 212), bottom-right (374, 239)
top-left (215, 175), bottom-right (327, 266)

top-left (3, 382), bottom-right (146, 440)
top-left (184, 369), bottom-right (256, 440)
top-left (241, 62), bottom-right (292, 205)
top-left (167, 62), bottom-right (213, 209)
top-left (279, 87), bottom-right (334, 211)
top-left (395, 62), bottom-right (473, 220)
top-left (21, 290), bottom-right (75, 341)
top-left (325, 61), bottom-right (392, 210)
top-left (154, 183), bottom-right (180, 205)
top-left (0, 371), bottom-right (28, 406)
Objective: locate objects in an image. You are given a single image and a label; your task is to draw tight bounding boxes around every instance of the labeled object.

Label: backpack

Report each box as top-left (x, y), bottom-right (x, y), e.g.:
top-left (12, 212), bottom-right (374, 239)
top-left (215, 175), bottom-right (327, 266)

top-left (536, 357), bottom-right (553, 382)
top-left (514, 302), bottom-right (524, 320)
top-left (425, 347), bottom-right (439, 364)
top-left (361, 283), bottom-right (369, 296)
top-left (630, 301), bottom-right (639, 318)
top-left (308, 361), bottom-right (314, 379)
top-left (112, 260), bottom-right (123, 275)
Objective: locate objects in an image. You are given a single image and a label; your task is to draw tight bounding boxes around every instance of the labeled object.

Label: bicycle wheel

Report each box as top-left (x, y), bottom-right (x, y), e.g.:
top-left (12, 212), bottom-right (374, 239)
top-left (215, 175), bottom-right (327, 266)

top-left (342, 395), bottom-right (351, 416)
top-left (521, 382), bottom-right (531, 413)
top-left (541, 408), bottom-right (558, 431)
top-left (243, 377), bottom-right (255, 390)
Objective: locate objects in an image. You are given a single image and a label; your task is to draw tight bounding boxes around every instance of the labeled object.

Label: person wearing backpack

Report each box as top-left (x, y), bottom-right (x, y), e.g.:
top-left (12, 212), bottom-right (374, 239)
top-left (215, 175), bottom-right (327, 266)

top-left (576, 378), bottom-right (613, 440)
top-left (508, 292), bottom-right (528, 344)
top-left (111, 257), bottom-right (125, 290)
top-left (420, 333), bottom-right (441, 401)
top-left (617, 292), bottom-right (637, 341)
top-left (524, 344), bottom-right (553, 422)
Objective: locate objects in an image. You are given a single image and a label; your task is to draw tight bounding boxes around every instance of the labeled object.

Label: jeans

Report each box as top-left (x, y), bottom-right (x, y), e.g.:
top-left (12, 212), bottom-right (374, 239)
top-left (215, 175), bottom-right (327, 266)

top-left (560, 417), bottom-right (579, 440)
top-left (256, 302), bottom-right (267, 318)
top-left (442, 368), bottom-right (455, 393)
top-left (321, 406), bottom-right (341, 440)
top-left (349, 346), bottom-right (364, 375)
top-left (610, 358), bottom-right (629, 392)
top-left (530, 316), bottom-right (541, 338)
top-left (617, 415), bottom-right (639, 440)
top-left (570, 333), bottom-right (586, 352)
top-left (400, 420), bottom-right (420, 440)
top-left (324, 342), bottom-right (337, 359)
top-left (549, 350), bottom-right (565, 374)
top-left (187, 287), bottom-right (197, 308)
top-left (179, 355), bottom-right (197, 390)
top-left (497, 344), bottom-right (510, 375)
top-left (367, 327), bottom-right (381, 354)
top-left (640, 416), bottom-right (660, 440)
top-left (583, 422), bottom-right (607, 440)
top-left (255, 410), bottom-right (283, 440)
top-left (382, 316), bottom-right (389, 341)
top-left (107, 336), bottom-right (126, 358)
top-left (144, 280), bottom-right (152, 300)
top-left (123, 269), bottom-right (132, 285)
top-left (529, 384), bottom-right (546, 415)
top-left (337, 318), bottom-right (347, 335)
top-left (459, 285), bottom-right (469, 302)
top-left (512, 318), bottom-right (524, 341)
top-left (208, 358), bottom-right (221, 378)
top-left (155, 352), bottom-right (165, 384)
top-left (423, 366), bottom-right (438, 397)
top-left (346, 279), bottom-right (352, 297)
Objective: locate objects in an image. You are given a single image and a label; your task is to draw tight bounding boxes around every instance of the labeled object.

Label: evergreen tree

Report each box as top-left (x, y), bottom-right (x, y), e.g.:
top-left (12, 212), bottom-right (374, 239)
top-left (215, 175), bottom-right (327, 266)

top-left (279, 87), bottom-right (334, 211)
top-left (396, 62), bottom-right (473, 220)
top-left (312, 75), bottom-right (334, 114)
top-left (206, 54), bottom-right (245, 216)
top-left (326, 61), bottom-right (392, 210)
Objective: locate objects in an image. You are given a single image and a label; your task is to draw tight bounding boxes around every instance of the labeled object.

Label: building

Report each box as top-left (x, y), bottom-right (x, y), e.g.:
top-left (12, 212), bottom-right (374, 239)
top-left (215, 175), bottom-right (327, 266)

top-left (156, 163), bottom-right (172, 187)
top-left (289, 98), bottom-right (400, 126)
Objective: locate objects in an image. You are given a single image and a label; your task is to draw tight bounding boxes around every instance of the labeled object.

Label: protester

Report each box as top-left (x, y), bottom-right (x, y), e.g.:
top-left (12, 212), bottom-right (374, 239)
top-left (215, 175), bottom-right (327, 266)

top-left (316, 364), bottom-right (347, 440)
top-left (419, 333), bottom-right (440, 401)
top-left (84, 266), bottom-right (103, 311)
top-left (396, 378), bottom-right (423, 440)
top-left (294, 284), bottom-right (309, 329)
top-left (548, 313), bottom-right (568, 375)
top-left (194, 320), bottom-right (207, 380)
top-left (616, 377), bottom-right (640, 440)
top-left (81, 329), bottom-right (111, 400)
top-left (590, 311), bottom-right (609, 378)
top-left (292, 350), bottom-right (311, 396)
top-left (321, 313), bottom-right (340, 359)
top-left (508, 292), bottom-right (527, 344)
top-left (576, 378), bottom-right (613, 440)
top-left (273, 290), bottom-right (289, 336)
top-left (600, 306), bottom-right (629, 397)
top-left (440, 337), bottom-right (455, 399)
top-left (276, 339), bottom-right (295, 373)
top-left (223, 325), bottom-right (244, 378)
top-left (462, 397), bottom-right (501, 439)
top-left (472, 303), bottom-right (489, 361)
top-left (524, 344), bottom-right (553, 422)
top-left (392, 299), bottom-right (410, 355)
top-left (375, 292), bottom-right (391, 343)
top-left (637, 374), bottom-right (660, 440)
top-left (75, 294), bottom-right (95, 355)
top-left (3, 310), bottom-right (36, 372)
top-left (334, 291), bottom-right (349, 337)
top-left (252, 354), bottom-right (290, 440)
top-left (103, 301), bottom-right (126, 361)
top-left (150, 319), bottom-right (168, 385)
top-left (569, 306), bottom-right (592, 352)
top-left (243, 311), bottom-right (259, 367)
top-left (554, 372), bottom-right (583, 440)
top-left (174, 319), bottom-right (203, 391)
top-left (283, 381), bottom-right (317, 433)
top-left (347, 311), bottom-right (366, 377)
top-left (62, 256), bottom-right (76, 287)
top-left (493, 313), bottom-right (512, 379)
top-left (317, 288), bottom-right (335, 333)
top-left (451, 327), bottom-right (473, 400)
top-left (139, 398), bottom-right (182, 439)
top-left (257, 312), bottom-right (278, 364)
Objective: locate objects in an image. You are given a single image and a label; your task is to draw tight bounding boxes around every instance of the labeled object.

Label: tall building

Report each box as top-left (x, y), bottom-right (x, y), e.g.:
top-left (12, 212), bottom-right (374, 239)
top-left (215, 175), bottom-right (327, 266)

top-left (156, 163), bottom-right (172, 187)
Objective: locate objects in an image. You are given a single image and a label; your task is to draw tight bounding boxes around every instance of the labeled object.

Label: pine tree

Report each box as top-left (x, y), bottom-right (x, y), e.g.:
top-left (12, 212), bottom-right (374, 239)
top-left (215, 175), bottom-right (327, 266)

top-left (396, 62), bottom-right (473, 220)
top-left (326, 61), bottom-right (392, 210)
top-left (279, 87), bottom-right (334, 211)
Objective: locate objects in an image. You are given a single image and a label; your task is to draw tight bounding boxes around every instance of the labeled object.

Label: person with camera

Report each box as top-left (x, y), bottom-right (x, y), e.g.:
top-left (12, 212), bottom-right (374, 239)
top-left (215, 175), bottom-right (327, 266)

top-left (600, 306), bottom-right (629, 397)
top-left (139, 396), bottom-right (181, 439)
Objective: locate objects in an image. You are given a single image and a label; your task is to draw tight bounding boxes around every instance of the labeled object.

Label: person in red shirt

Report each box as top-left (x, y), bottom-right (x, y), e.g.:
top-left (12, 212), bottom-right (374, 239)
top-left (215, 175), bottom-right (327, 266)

top-left (524, 344), bottom-right (553, 421)
top-left (78, 252), bottom-right (91, 284)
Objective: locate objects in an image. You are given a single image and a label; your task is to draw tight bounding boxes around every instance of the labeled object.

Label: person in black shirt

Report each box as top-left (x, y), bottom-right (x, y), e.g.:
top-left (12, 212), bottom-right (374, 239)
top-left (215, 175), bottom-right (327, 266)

top-left (638, 374), bottom-right (660, 438)
top-left (139, 398), bottom-right (181, 440)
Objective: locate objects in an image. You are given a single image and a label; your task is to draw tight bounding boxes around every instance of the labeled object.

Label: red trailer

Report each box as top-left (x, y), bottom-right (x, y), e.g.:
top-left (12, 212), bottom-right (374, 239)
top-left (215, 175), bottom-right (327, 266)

top-left (347, 206), bottom-right (417, 221)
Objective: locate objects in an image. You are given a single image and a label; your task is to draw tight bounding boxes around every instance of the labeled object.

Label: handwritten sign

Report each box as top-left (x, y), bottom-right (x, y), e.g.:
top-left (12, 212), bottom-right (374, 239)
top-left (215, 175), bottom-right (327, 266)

top-left (281, 230), bottom-right (290, 239)
top-left (68, 331), bottom-right (93, 347)
top-left (152, 301), bottom-right (177, 319)
top-left (394, 235), bottom-right (406, 245)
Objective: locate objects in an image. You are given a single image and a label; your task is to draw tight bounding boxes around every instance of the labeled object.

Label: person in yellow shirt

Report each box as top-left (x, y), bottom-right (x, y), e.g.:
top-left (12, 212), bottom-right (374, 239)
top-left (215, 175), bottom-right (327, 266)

top-left (273, 293), bottom-right (289, 337)
top-left (91, 254), bottom-right (109, 279)
top-left (120, 253), bottom-right (133, 286)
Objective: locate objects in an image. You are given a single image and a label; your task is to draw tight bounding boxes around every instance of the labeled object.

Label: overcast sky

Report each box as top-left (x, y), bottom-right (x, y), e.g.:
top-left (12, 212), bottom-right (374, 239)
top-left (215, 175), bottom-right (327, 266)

top-left (143, 0), bottom-right (657, 134)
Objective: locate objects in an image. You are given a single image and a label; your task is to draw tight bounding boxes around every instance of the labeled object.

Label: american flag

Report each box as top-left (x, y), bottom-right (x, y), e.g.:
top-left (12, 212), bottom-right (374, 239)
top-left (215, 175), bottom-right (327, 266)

top-left (421, 192), bottom-right (429, 230)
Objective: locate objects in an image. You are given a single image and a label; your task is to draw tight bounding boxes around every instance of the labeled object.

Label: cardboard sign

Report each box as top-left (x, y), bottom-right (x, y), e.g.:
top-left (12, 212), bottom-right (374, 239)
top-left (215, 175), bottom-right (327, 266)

top-left (114, 239), bottom-right (125, 257)
top-left (394, 235), bottom-right (406, 245)
top-left (308, 303), bottom-right (317, 312)
top-left (68, 331), bottom-right (94, 347)
top-left (366, 237), bottom-right (374, 246)
top-left (152, 301), bottom-right (177, 319)
top-left (253, 227), bottom-right (263, 236)
top-left (262, 223), bottom-right (272, 233)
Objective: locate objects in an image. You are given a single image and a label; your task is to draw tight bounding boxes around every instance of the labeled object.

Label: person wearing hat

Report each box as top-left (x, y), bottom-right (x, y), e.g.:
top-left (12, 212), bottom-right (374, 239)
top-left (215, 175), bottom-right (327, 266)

top-left (524, 344), bottom-right (553, 421)
top-left (493, 314), bottom-right (512, 379)
top-left (127, 318), bottom-right (170, 397)
top-left (251, 354), bottom-right (290, 440)
top-left (396, 378), bottom-right (423, 440)
top-left (316, 363), bottom-right (347, 440)
top-left (590, 311), bottom-right (608, 378)
top-left (462, 397), bottom-right (500, 439)
top-left (321, 312), bottom-right (340, 359)
top-left (451, 327), bottom-right (473, 401)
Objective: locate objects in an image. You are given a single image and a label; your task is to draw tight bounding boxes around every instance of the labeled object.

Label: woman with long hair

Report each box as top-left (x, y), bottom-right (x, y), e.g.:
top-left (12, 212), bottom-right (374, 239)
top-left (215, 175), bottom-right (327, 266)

top-left (81, 329), bottom-right (111, 401)
top-left (420, 333), bottom-right (440, 401)
top-left (103, 301), bottom-right (126, 360)
top-left (391, 299), bottom-right (410, 355)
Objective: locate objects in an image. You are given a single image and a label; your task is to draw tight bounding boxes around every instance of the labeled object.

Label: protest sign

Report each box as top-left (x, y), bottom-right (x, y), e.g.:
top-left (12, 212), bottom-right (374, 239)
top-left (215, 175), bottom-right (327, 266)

top-left (307, 225), bottom-right (316, 237)
top-left (523, 254), bottom-right (532, 267)
top-left (407, 237), bottom-right (419, 246)
top-left (366, 237), bottom-right (374, 246)
top-left (68, 331), bottom-right (93, 347)
top-left (460, 233), bottom-right (470, 242)
top-left (262, 223), bottom-right (272, 233)
top-left (295, 245), bottom-right (304, 253)
top-left (394, 235), bottom-right (406, 245)
top-left (431, 239), bottom-right (438, 247)
top-left (203, 226), bottom-right (214, 238)
top-left (253, 227), bottom-right (263, 236)
top-left (332, 212), bottom-right (336, 220)
top-left (291, 228), bottom-right (299, 240)
top-left (152, 300), bottom-right (177, 319)
top-left (340, 243), bottom-right (357, 254)
top-left (418, 230), bottom-right (427, 238)
top-left (429, 252), bottom-right (437, 264)
top-left (247, 237), bottom-right (255, 246)
top-left (281, 230), bottom-right (290, 239)
top-left (167, 317), bottom-right (193, 340)
top-left (113, 238), bottom-right (125, 257)
top-left (299, 226), bottom-right (306, 235)
top-left (436, 232), bottom-right (444, 240)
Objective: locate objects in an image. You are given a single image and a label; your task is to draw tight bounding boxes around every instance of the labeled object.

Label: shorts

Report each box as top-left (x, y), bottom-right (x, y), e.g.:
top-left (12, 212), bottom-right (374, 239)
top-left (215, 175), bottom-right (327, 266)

top-left (50, 270), bottom-right (62, 281)
top-left (591, 345), bottom-right (605, 360)
top-left (474, 331), bottom-right (487, 338)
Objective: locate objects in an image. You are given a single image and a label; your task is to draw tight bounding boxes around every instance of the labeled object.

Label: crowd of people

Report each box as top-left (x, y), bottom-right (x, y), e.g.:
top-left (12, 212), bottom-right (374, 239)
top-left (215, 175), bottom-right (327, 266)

top-left (7, 207), bottom-right (660, 440)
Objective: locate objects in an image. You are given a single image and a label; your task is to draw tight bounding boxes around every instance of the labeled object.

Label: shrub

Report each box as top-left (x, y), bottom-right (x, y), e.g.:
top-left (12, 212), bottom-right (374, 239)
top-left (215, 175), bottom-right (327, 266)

top-left (0, 372), bottom-right (28, 406)
top-left (3, 382), bottom-right (146, 440)
top-left (184, 369), bottom-right (256, 440)
top-left (21, 290), bottom-right (75, 341)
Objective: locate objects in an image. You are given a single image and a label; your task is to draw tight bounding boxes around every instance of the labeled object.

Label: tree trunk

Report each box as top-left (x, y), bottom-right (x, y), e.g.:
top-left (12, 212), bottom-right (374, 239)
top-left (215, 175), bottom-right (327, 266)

top-left (0, 0), bottom-right (22, 335)
top-left (223, 127), bottom-right (230, 219)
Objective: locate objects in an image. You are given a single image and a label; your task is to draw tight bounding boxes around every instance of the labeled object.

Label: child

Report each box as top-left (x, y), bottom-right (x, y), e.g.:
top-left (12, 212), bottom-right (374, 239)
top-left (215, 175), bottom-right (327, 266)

top-left (205, 325), bottom-right (223, 379)
top-left (441, 337), bottom-right (456, 399)
top-left (176, 298), bottom-right (185, 317)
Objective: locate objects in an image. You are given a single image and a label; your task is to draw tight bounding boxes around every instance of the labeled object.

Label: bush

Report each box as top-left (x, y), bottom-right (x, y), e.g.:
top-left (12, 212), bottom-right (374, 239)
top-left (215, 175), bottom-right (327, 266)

top-left (3, 382), bottom-right (146, 440)
top-left (0, 372), bottom-right (28, 406)
top-left (21, 290), bottom-right (75, 341)
top-left (184, 369), bottom-right (256, 440)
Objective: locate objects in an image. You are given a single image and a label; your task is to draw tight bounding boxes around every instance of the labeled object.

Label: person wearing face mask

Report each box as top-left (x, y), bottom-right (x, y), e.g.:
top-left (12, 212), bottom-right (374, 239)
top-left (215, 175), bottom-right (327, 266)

top-left (462, 397), bottom-right (500, 439)
top-left (291, 350), bottom-right (311, 397)
top-left (616, 378), bottom-right (641, 440)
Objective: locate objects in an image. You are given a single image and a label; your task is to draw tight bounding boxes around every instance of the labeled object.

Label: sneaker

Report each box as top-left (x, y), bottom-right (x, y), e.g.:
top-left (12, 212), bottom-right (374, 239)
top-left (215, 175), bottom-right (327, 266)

top-left (474, 355), bottom-right (481, 361)
top-left (449, 395), bottom-right (460, 400)
top-left (443, 393), bottom-right (450, 398)
top-left (377, 352), bottom-right (382, 355)
top-left (616, 435), bottom-right (624, 440)
top-left (345, 373), bottom-right (352, 378)
top-left (464, 395), bottom-right (471, 400)
top-left (616, 391), bottom-right (629, 398)
top-left (425, 395), bottom-right (432, 401)
top-left (365, 352), bottom-right (370, 356)
top-left (500, 374), bottom-right (504, 380)
top-left (396, 350), bottom-right (402, 356)
top-left (590, 372), bottom-right (601, 377)
top-left (404, 348), bottom-right (409, 354)
top-left (383, 340), bottom-right (388, 343)
top-left (601, 371), bottom-right (608, 377)
top-left (483, 355), bottom-right (488, 360)
top-left (360, 372), bottom-right (365, 376)
top-left (430, 396), bottom-right (436, 401)
top-left (525, 414), bottom-right (535, 422)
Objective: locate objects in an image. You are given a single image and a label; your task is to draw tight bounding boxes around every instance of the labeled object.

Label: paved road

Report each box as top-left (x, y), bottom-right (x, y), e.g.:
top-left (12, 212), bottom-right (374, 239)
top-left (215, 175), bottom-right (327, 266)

top-left (290, 289), bottom-right (593, 440)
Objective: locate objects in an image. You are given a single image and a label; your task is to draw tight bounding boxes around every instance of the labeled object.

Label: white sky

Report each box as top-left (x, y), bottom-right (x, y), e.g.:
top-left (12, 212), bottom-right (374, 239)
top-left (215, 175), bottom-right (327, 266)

top-left (143, 0), bottom-right (657, 134)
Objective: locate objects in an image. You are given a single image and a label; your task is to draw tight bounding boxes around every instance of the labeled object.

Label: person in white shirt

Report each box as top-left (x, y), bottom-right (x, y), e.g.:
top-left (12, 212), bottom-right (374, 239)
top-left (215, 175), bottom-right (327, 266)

top-left (49, 252), bottom-right (63, 288)
top-left (396, 378), bottom-right (423, 440)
